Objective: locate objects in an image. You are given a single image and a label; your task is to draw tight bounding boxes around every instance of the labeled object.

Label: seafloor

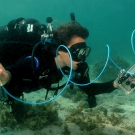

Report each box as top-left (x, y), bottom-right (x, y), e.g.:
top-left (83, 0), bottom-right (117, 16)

top-left (0, 57), bottom-right (135, 135)
top-left (0, 84), bottom-right (135, 135)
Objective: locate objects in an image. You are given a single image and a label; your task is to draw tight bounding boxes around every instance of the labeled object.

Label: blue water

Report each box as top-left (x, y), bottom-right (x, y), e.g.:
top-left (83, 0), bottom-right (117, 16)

top-left (1, 0), bottom-right (135, 65)
top-left (1, 1), bottom-right (135, 134)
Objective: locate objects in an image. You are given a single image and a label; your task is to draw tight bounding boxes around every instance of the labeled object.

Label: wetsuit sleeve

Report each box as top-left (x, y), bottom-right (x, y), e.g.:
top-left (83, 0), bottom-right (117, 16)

top-left (5, 58), bottom-right (33, 84)
top-left (3, 58), bottom-right (38, 99)
top-left (78, 75), bottom-right (116, 96)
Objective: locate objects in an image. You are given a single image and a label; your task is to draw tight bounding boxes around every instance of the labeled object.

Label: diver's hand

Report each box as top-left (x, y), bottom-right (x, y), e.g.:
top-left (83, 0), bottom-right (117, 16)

top-left (113, 80), bottom-right (119, 89)
top-left (0, 63), bottom-right (11, 86)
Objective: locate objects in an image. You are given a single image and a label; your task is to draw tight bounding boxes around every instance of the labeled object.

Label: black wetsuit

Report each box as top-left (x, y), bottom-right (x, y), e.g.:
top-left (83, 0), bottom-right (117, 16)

top-left (0, 18), bottom-right (116, 107)
top-left (4, 45), bottom-right (116, 107)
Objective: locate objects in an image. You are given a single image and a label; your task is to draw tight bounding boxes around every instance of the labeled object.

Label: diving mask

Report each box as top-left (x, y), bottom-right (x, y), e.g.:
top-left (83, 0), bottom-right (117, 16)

top-left (69, 42), bottom-right (91, 62)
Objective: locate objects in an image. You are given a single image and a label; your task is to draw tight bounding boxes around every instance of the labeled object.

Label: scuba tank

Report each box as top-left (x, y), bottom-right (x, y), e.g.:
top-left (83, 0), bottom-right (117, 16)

top-left (0, 17), bottom-right (47, 43)
top-left (0, 17), bottom-right (48, 67)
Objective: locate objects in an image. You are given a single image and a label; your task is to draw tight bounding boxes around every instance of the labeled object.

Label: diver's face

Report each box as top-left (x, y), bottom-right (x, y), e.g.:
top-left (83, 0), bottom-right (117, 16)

top-left (57, 36), bottom-right (87, 70)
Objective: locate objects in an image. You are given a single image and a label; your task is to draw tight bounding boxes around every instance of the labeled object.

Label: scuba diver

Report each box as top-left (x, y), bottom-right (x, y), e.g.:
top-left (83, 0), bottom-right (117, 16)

top-left (0, 13), bottom-right (119, 108)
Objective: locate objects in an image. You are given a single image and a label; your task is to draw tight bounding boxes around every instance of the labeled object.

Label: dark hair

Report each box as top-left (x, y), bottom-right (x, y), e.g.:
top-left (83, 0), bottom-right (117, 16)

top-left (52, 21), bottom-right (89, 45)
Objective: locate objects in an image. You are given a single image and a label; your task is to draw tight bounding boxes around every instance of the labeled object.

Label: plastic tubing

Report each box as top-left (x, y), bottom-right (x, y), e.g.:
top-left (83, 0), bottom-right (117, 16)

top-left (57, 44), bottom-right (110, 86)
top-left (0, 45), bottom-right (73, 105)
top-left (110, 29), bottom-right (135, 75)
top-left (131, 30), bottom-right (135, 55)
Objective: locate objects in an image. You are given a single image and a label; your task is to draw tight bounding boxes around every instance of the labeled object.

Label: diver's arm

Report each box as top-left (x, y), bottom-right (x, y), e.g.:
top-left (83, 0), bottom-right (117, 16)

top-left (0, 57), bottom-right (33, 86)
top-left (0, 64), bottom-right (11, 85)
top-left (76, 62), bottom-right (118, 96)
top-left (78, 74), bottom-right (117, 96)
top-left (81, 80), bottom-right (116, 96)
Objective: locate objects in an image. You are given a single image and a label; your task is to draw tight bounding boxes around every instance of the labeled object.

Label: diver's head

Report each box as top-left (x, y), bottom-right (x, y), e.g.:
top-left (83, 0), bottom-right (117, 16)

top-left (53, 21), bottom-right (91, 70)
top-left (53, 21), bottom-right (89, 45)
top-left (64, 36), bottom-right (91, 62)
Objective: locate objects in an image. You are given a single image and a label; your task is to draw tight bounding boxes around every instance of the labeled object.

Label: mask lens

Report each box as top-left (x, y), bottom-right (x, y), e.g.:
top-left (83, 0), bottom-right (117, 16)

top-left (78, 47), bottom-right (91, 61)
top-left (68, 42), bottom-right (91, 62)
top-left (85, 47), bottom-right (91, 57)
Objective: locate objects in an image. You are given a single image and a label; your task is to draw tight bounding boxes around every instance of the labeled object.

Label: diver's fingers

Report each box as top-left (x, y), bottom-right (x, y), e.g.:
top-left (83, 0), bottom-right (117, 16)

top-left (0, 64), bottom-right (5, 77)
top-left (0, 63), bottom-right (6, 77)
top-left (113, 80), bottom-right (119, 89)
top-left (0, 64), bottom-right (11, 85)
top-left (0, 63), bottom-right (5, 70)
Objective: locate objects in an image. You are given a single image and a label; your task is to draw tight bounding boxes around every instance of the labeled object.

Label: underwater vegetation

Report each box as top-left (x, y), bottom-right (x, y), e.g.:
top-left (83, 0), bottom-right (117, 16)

top-left (64, 106), bottom-right (127, 134)
top-left (0, 101), bottom-right (60, 130)
top-left (65, 107), bottom-right (97, 132)
top-left (0, 110), bottom-right (17, 129)
top-left (1, 100), bottom-right (135, 134)
top-left (65, 107), bottom-right (93, 131)
top-left (92, 56), bottom-right (130, 82)
top-left (61, 124), bottom-right (71, 135)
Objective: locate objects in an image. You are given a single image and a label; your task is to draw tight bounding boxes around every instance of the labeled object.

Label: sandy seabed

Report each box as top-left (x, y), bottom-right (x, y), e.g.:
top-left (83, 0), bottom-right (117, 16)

top-left (0, 84), bottom-right (135, 135)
